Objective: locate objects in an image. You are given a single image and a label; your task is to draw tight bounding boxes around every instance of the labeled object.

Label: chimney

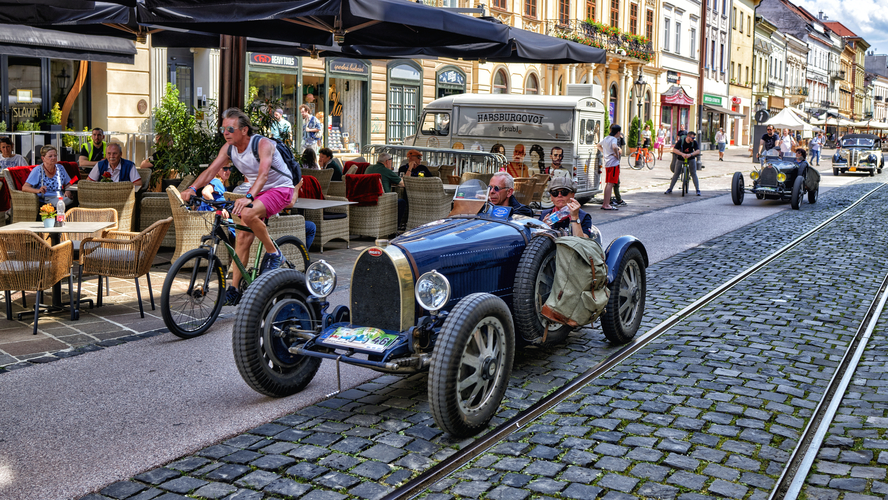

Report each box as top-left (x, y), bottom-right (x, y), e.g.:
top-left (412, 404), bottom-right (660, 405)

top-left (818, 11), bottom-right (823, 19)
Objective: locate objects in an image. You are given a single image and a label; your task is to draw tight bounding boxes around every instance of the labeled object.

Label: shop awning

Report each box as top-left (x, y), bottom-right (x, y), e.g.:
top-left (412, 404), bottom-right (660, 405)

top-left (0, 25), bottom-right (136, 64)
top-left (661, 85), bottom-right (694, 106)
top-left (704, 104), bottom-right (744, 117)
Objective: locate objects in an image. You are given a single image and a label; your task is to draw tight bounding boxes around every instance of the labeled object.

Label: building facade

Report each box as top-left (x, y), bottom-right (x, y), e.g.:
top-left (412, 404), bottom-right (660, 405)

top-left (700, 0), bottom-right (737, 147)
top-left (728, 0), bottom-right (755, 146)
top-left (658, 0), bottom-right (702, 144)
top-left (824, 21), bottom-right (860, 119)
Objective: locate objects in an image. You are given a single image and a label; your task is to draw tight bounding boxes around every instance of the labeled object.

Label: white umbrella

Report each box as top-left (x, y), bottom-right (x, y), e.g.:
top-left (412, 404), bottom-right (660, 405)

top-left (763, 108), bottom-right (815, 133)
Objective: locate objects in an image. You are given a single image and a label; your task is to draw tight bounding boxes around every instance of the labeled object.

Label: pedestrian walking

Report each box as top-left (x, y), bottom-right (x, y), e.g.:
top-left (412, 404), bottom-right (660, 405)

top-left (300, 104), bottom-right (322, 152)
top-left (715, 128), bottom-right (726, 161)
top-left (810, 132), bottom-right (824, 167)
top-left (598, 124), bottom-right (622, 211)
top-left (655, 124), bottom-right (667, 160)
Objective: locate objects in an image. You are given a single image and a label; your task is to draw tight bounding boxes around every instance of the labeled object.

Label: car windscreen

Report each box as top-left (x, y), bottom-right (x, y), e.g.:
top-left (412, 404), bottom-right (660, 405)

top-left (842, 138), bottom-right (875, 148)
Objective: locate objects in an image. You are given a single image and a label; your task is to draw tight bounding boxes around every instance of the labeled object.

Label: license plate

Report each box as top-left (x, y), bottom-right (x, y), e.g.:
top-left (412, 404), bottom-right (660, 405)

top-left (322, 327), bottom-right (399, 352)
top-left (849, 167), bottom-right (857, 172)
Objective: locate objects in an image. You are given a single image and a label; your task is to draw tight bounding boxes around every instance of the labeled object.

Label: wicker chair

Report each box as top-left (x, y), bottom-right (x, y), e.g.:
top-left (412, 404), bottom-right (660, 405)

top-left (327, 181), bottom-right (346, 198)
top-left (78, 182), bottom-right (136, 232)
top-left (140, 174), bottom-right (196, 246)
top-left (222, 192), bottom-right (308, 272)
top-left (167, 185), bottom-right (216, 266)
top-left (426, 166), bottom-right (441, 178)
top-left (438, 165), bottom-right (455, 181)
top-left (350, 192), bottom-right (399, 239)
top-left (531, 174), bottom-right (551, 203)
top-left (4, 169), bottom-right (39, 223)
top-left (302, 168), bottom-right (333, 194)
top-left (512, 178), bottom-right (537, 207)
top-left (0, 231), bottom-right (73, 334)
top-left (404, 177), bottom-right (451, 230)
top-left (77, 217), bottom-right (172, 318)
top-left (61, 207), bottom-right (118, 296)
top-left (461, 171), bottom-right (494, 186)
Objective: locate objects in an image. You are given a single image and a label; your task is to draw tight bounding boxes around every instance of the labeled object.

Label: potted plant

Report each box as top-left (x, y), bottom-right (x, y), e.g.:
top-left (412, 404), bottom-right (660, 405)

top-left (39, 203), bottom-right (57, 228)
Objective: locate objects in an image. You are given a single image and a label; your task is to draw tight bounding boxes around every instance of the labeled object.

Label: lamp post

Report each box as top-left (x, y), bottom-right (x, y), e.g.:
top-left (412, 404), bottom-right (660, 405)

top-left (634, 74), bottom-right (646, 151)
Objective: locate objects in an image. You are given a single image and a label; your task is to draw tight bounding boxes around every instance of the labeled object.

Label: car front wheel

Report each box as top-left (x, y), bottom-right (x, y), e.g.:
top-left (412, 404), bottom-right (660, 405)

top-left (791, 176), bottom-right (803, 210)
top-left (429, 293), bottom-right (514, 437)
top-left (731, 172), bottom-right (744, 205)
top-left (600, 248), bottom-right (645, 344)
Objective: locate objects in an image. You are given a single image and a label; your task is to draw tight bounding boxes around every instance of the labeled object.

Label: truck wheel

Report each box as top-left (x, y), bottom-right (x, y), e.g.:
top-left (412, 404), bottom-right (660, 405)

top-left (513, 237), bottom-right (572, 347)
top-left (233, 268), bottom-right (321, 397)
top-left (791, 176), bottom-right (803, 210)
top-left (731, 172), bottom-right (744, 205)
top-left (600, 248), bottom-right (645, 344)
top-left (429, 293), bottom-right (514, 437)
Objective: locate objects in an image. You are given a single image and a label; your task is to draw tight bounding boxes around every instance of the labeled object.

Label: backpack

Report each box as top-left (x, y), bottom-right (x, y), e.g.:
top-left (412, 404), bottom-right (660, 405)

top-left (228, 135), bottom-right (302, 186)
top-left (540, 236), bottom-right (610, 327)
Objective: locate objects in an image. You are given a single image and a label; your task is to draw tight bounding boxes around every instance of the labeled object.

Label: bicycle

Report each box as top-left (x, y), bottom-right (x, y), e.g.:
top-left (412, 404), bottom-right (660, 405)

top-left (679, 157), bottom-right (691, 197)
top-left (160, 198), bottom-right (310, 339)
top-left (627, 144), bottom-right (656, 170)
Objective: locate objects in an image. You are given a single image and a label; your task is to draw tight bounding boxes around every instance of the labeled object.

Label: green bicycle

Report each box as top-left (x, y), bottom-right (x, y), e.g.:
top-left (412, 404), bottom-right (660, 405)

top-left (679, 157), bottom-right (691, 197)
top-left (160, 198), bottom-right (310, 339)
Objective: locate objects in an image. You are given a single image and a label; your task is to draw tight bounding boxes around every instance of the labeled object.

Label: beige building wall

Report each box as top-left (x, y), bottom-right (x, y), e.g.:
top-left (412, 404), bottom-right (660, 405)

top-left (730, 0), bottom-right (755, 146)
top-left (92, 41), bottom-right (152, 162)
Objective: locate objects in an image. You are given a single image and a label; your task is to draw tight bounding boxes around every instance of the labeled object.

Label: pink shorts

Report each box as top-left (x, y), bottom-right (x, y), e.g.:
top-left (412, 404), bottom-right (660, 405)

top-left (255, 187), bottom-right (295, 217)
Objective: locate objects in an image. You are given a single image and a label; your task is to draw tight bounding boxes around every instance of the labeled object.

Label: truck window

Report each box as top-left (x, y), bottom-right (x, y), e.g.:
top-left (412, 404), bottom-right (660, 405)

top-left (585, 120), bottom-right (596, 144)
top-left (579, 119), bottom-right (586, 145)
top-left (420, 112), bottom-right (451, 136)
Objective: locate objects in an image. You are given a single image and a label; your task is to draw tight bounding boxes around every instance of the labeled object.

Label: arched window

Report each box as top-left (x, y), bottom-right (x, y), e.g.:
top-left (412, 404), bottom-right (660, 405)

top-left (525, 73), bottom-right (539, 94)
top-left (609, 84), bottom-right (618, 123)
top-left (644, 90), bottom-right (652, 122)
top-left (493, 69), bottom-right (509, 94)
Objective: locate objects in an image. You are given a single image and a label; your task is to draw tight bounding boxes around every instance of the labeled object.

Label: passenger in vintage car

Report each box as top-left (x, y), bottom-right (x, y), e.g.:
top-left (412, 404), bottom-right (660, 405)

top-left (488, 171), bottom-right (534, 217)
top-left (538, 176), bottom-right (590, 238)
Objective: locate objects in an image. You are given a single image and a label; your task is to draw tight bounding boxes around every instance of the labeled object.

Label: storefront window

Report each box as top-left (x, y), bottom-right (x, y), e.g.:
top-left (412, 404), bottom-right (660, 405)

top-left (168, 48), bottom-right (194, 113)
top-left (609, 85), bottom-right (618, 123)
top-left (327, 58), bottom-right (370, 153)
top-left (387, 61), bottom-right (422, 144)
top-left (247, 52), bottom-right (299, 145)
top-left (436, 66), bottom-right (466, 98)
top-left (662, 105), bottom-right (673, 142)
top-left (50, 60), bottom-right (87, 131)
top-left (8, 56), bottom-right (42, 132)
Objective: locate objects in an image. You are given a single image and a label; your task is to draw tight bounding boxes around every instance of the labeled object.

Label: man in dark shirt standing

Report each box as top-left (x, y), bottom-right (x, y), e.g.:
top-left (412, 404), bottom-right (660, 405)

top-left (79, 127), bottom-right (107, 168)
top-left (758, 125), bottom-right (779, 159)
top-left (665, 131), bottom-right (702, 196)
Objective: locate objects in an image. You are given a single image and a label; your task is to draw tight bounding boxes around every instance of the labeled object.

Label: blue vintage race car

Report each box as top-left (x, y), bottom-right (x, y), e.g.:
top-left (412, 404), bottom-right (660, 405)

top-left (232, 180), bottom-right (648, 436)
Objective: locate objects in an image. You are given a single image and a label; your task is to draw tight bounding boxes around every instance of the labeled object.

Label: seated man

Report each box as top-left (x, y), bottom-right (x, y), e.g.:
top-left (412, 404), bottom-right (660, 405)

top-left (488, 171), bottom-right (534, 217)
top-left (318, 147), bottom-right (343, 181)
top-left (366, 152), bottom-right (406, 227)
top-left (182, 107), bottom-right (303, 306)
top-left (538, 176), bottom-right (591, 238)
top-left (398, 149), bottom-right (432, 177)
top-left (79, 127), bottom-right (107, 168)
top-left (794, 147), bottom-right (810, 176)
top-left (88, 143), bottom-right (142, 189)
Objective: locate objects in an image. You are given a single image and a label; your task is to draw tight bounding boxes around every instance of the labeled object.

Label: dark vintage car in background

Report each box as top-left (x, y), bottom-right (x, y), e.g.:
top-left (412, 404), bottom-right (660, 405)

top-left (832, 133), bottom-right (883, 176)
top-left (231, 180), bottom-right (649, 436)
top-left (732, 151), bottom-right (820, 210)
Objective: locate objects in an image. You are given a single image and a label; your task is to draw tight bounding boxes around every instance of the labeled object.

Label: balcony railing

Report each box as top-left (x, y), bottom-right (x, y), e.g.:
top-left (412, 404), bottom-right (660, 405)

top-left (786, 86), bottom-right (809, 96)
top-left (550, 19), bottom-right (653, 63)
top-left (830, 70), bottom-right (846, 81)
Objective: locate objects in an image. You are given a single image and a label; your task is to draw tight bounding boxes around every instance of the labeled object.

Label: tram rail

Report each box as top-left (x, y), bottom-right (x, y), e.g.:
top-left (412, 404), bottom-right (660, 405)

top-left (383, 182), bottom-right (888, 500)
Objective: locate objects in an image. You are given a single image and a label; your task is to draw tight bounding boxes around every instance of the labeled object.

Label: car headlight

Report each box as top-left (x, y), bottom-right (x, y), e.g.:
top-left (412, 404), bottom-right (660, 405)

top-left (869, 154), bottom-right (877, 163)
top-left (415, 270), bottom-right (451, 313)
top-left (839, 150), bottom-right (849, 158)
top-left (750, 171), bottom-right (759, 180)
top-left (777, 173), bottom-right (786, 182)
top-left (305, 260), bottom-right (336, 298)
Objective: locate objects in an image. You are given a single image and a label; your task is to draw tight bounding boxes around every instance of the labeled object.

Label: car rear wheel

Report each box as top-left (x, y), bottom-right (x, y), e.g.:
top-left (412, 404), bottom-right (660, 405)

top-left (731, 172), bottom-right (744, 205)
top-left (232, 268), bottom-right (322, 397)
top-left (429, 293), bottom-right (514, 437)
top-left (791, 176), bottom-right (804, 210)
top-left (513, 236), bottom-right (573, 347)
top-left (600, 248), bottom-right (645, 344)
top-left (808, 183), bottom-right (818, 204)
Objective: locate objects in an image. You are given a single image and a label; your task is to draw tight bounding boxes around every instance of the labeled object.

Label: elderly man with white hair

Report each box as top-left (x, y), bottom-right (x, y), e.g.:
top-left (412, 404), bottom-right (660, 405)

top-left (487, 171), bottom-right (534, 217)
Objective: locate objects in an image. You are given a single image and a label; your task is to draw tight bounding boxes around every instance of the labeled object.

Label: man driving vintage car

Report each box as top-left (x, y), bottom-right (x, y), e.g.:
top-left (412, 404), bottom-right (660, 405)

top-left (538, 176), bottom-right (591, 238)
top-left (488, 171), bottom-right (534, 217)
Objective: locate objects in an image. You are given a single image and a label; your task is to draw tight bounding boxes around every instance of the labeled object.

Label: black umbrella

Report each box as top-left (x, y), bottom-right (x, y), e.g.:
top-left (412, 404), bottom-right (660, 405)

top-left (138, 0), bottom-right (510, 47)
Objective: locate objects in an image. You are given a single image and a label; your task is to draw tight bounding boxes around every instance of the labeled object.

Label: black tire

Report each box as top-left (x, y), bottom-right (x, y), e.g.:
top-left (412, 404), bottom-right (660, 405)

top-left (731, 172), bottom-right (744, 205)
top-left (161, 248), bottom-right (226, 339)
top-left (645, 151), bottom-right (656, 170)
top-left (791, 176), bottom-right (803, 210)
top-left (274, 235), bottom-right (310, 273)
top-left (513, 236), bottom-right (572, 347)
top-left (681, 165), bottom-right (689, 197)
top-left (627, 151), bottom-right (641, 170)
top-left (429, 293), bottom-right (514, 437)
top-left (600, 247), bottom-right (645, 344)
top-left (233, 268), bottom-right (322, 397)
top-left (834, 168), bottom-right (839, 176)
top-left (808, 183), bottom-right (818, 204)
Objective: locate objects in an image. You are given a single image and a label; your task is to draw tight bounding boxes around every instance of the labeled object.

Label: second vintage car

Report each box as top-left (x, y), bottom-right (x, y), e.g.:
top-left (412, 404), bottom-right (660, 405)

top-left (231, 180), bottom-right (648, 437)
top-left (832, 133), bottom-right (883, 176)
top-left (732, 151), bottom-right (821, 210)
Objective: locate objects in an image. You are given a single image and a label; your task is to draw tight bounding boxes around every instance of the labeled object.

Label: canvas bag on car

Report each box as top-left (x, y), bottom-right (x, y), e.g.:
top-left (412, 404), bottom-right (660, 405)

top-left (541, 236), bottom-right (609, 327)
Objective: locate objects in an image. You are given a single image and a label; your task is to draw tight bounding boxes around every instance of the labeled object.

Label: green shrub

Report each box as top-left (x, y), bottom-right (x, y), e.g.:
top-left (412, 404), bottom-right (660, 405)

top-left (152, 83), bottom-right (224, 181)
top-left (627, 116), bottom-right (640, 149)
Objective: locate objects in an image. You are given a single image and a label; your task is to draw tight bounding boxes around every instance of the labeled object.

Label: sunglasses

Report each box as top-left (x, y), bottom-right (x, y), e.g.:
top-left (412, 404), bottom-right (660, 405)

top-left (549, 188), bottom-right (572, 197)
top-left (222, 167), bottom-right (232, 172)
top-left (489, 185), bottom-right (508, 192)
top-left (218, 126), bottom-right (240, 134)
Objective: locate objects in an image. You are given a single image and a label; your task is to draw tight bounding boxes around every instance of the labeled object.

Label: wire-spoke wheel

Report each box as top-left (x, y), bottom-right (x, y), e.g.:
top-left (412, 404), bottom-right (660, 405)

top-left (601, 248), bottom-right (645, 344)
top-left (161, 248), bottom-right (226, 339)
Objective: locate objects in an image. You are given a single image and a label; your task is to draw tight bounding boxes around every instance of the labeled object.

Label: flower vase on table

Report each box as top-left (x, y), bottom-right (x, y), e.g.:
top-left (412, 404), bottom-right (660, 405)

top-left (40, 204), bottom-right (57, 228)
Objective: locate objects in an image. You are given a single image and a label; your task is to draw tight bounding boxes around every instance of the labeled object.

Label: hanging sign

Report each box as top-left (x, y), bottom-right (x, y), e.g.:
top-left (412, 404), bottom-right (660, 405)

top-left (329, 58), bottom-right (369, 77)
top-left (703, 94), bottom-right (723, 106)
top-left (438, 70), bottom-right (466, 86)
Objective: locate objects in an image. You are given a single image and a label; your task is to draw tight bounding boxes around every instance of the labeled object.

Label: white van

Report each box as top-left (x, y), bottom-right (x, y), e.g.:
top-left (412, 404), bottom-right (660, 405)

top-left (410, 84), bottom-right (606, 204)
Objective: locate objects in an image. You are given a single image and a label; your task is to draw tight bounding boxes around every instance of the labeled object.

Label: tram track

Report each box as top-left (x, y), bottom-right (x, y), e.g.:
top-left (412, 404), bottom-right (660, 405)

top-left (383, 181), bottom-right (888, 500)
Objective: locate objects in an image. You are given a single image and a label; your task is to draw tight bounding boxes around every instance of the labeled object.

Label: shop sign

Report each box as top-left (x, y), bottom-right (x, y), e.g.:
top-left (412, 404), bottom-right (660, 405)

top-left (703, 94), bottom-right (723, 106)
top-left (329, 58), bottom-right (369, 76)
top-left (731, 96), bottom-right (741, 105)
top-left (11, 106), bottom-right (39, 118)
top-left (249, 52), bottom-right (297, 67)
top-left (438, 70), bottom-right (465, 86)
top-left (667, 71), bottom-right (681, 84)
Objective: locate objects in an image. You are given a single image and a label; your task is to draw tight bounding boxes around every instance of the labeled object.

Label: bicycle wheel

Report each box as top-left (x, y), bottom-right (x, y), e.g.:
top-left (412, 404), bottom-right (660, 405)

top-left (161, 248), bottom-right (226, 339)
top-left (275, 235), bottom-right (311, 273)
top-left (681, 164), bottom-right (689, 197)
top-left (628, 151), bottom-right (643, 170)
top-left (644, 151), bottom-right (656, 170)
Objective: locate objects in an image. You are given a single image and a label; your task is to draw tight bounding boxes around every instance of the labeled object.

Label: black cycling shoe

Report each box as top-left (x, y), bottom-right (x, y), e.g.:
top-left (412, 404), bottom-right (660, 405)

top-left (224, 286), bottom-right (241, 306)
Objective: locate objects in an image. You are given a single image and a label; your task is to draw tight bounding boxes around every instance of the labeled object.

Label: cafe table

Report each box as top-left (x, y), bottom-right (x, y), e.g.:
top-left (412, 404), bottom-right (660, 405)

top-left (0, 221), bottom-right (116, 316)
top-left (289, 198), bottom-right (357, 210)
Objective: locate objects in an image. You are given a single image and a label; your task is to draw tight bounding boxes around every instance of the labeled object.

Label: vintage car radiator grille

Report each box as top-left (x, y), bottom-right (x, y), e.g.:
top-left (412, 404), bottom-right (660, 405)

top-left (351, 250), bottom-right (402, 331)
top-left (760, 166), bottom-right (777, 186)
top-left (850, 149), bottom-right (859, 165)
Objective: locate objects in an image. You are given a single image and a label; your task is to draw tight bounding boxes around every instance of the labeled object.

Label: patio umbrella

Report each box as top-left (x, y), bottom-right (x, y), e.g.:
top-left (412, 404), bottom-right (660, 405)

top-left (137, 0), bottom-right (511, 47)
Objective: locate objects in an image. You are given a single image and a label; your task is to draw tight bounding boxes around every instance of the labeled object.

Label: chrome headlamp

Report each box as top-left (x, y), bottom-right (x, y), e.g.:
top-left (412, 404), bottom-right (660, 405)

top-left (305, 260), bottom-right (337, 298)
top-left (777, 172), bottom-right (786, 182)
top-left (415, 270), bottom-right (451, 314)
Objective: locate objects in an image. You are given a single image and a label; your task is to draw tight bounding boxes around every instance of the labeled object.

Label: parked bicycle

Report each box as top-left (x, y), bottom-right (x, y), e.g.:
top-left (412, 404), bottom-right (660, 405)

top-left (160, 198), bottom-right (310, 339)
top-left (627, 145), bottom-right (656, 170)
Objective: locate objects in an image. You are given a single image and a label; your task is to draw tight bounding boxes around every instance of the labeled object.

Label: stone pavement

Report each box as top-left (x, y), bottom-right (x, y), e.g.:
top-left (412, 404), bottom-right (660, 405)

top-left (73, 174), bottom-right (888, 499)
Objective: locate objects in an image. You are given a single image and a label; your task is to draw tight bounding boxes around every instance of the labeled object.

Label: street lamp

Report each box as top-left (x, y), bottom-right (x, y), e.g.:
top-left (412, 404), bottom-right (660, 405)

top-left (634, 74), bottom-right (646, 150)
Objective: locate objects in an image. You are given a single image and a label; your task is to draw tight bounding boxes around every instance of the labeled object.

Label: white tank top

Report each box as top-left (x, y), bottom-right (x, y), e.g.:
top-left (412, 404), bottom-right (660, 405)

top-left (230, 135), bottom-right (294, 190)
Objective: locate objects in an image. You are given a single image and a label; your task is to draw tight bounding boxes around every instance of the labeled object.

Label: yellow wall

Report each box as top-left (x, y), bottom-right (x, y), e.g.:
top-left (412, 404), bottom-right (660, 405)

top-left (92, 41), bottom-right (151, 160)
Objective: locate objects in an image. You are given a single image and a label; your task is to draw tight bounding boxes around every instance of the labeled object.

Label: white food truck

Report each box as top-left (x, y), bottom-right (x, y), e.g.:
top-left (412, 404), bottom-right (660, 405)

top-left (409, 84), bottom-right (606, 204)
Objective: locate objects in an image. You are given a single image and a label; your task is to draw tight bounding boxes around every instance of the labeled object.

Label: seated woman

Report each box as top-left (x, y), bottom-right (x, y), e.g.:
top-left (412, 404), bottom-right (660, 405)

top-left (0, 136), bottom-right (27, 171)
top-left (22, 145), bottom-right (75, 209)
top-left (302, 148), bottom-right (320, 170)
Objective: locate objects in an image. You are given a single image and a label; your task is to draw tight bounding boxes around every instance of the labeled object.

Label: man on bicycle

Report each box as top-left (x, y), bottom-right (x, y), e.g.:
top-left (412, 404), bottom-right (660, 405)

top-left (665, 131), bottom-right (701, 196)
top-left (181, 108), bottom-right (296, 305)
